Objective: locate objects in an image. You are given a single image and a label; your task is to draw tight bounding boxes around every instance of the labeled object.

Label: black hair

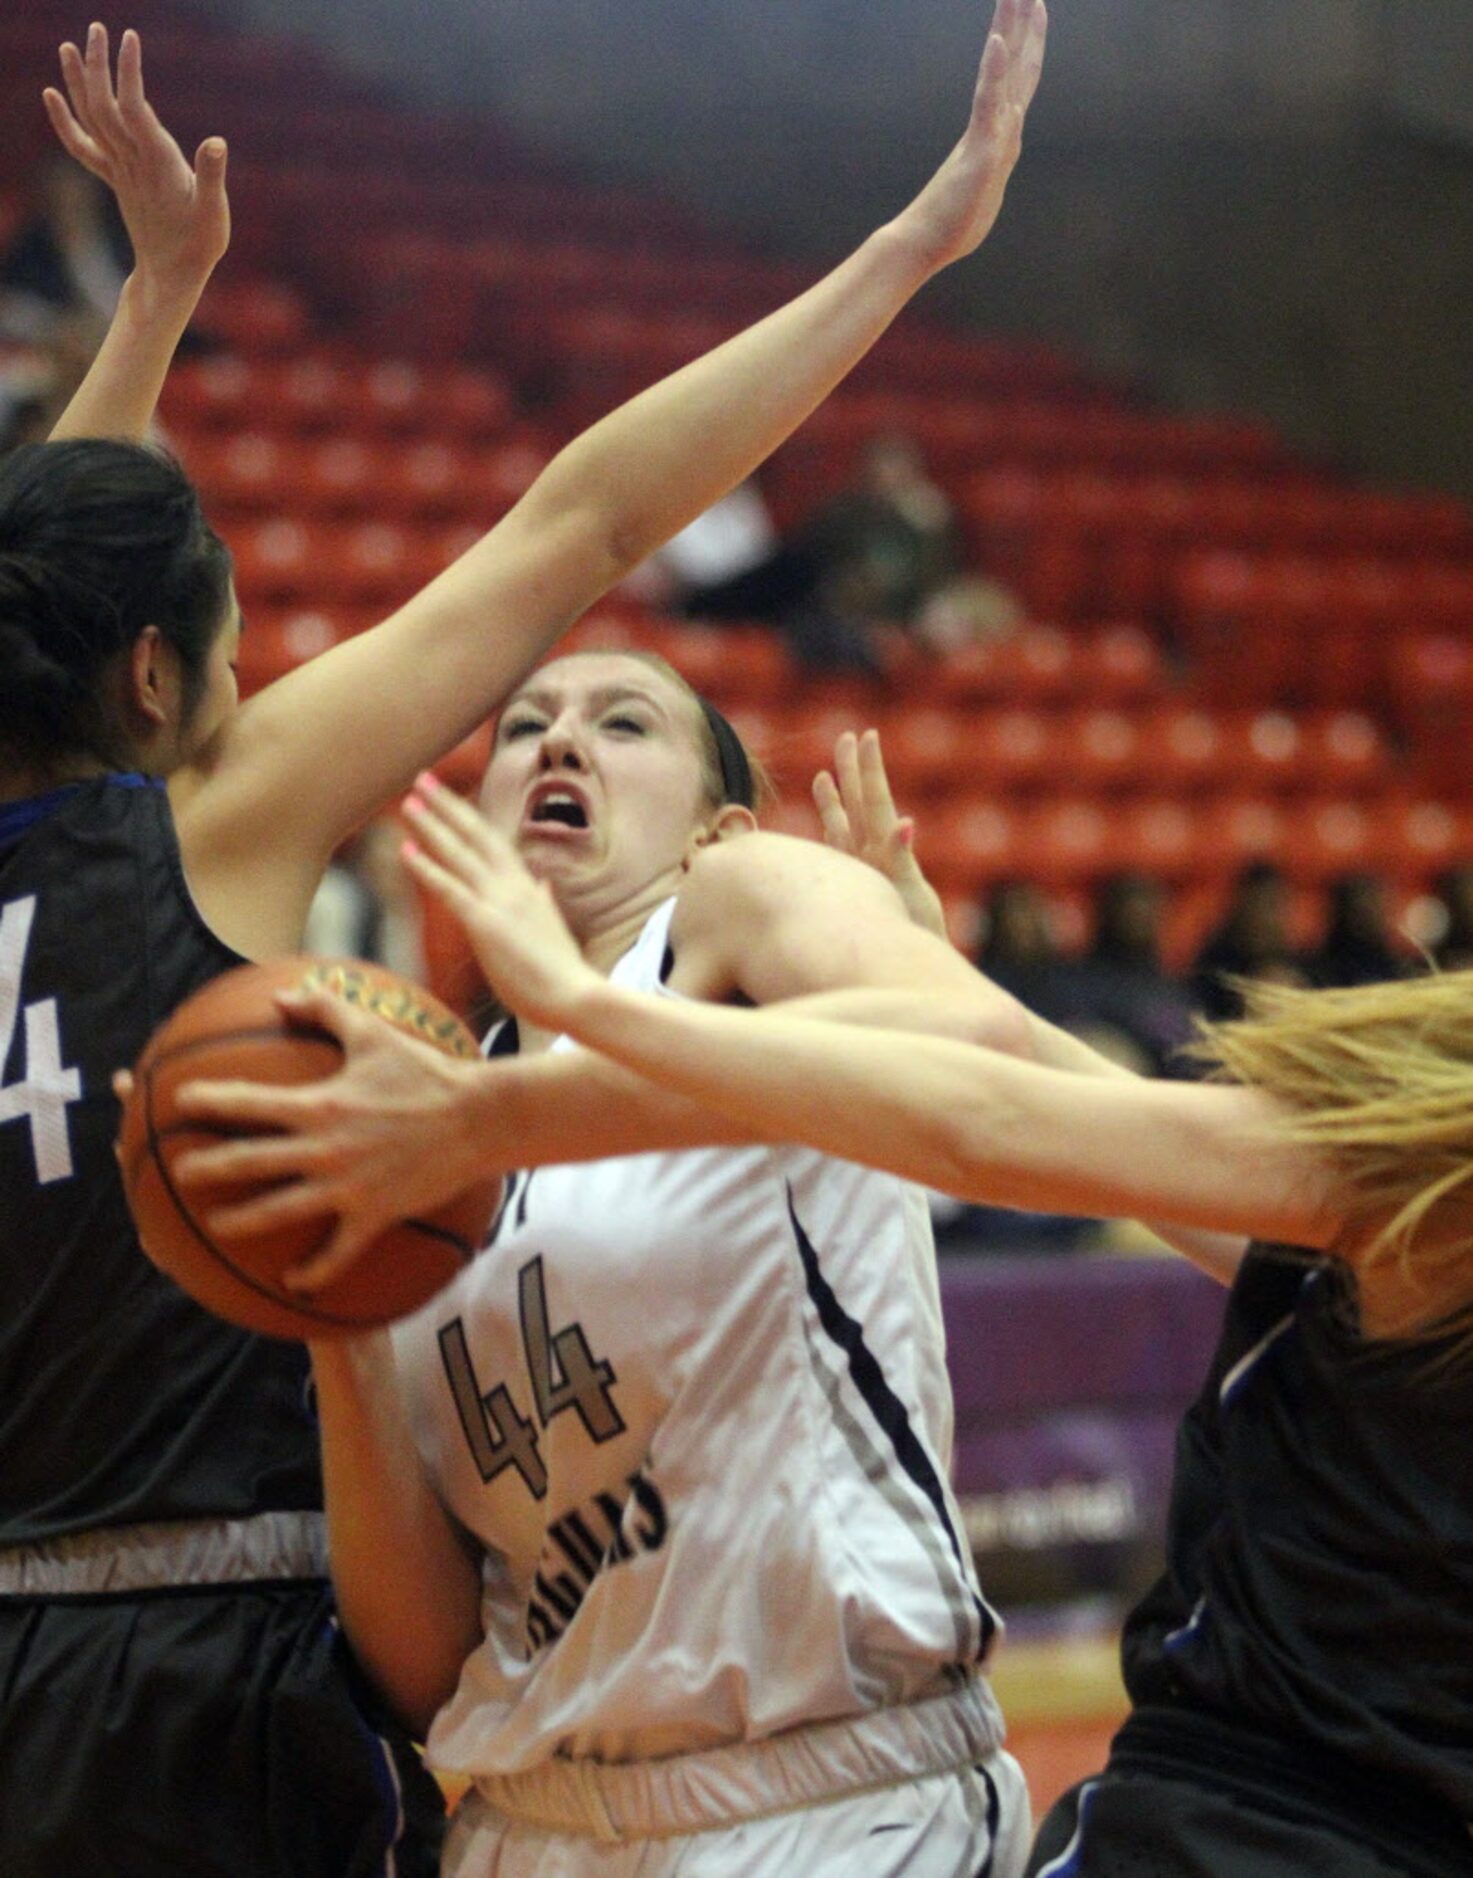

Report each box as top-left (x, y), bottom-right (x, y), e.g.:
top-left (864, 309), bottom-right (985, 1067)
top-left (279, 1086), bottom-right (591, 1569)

top-left (697, 697), bottom-right (756, 810)
top-left (0, 439), bottom-right (232, 773)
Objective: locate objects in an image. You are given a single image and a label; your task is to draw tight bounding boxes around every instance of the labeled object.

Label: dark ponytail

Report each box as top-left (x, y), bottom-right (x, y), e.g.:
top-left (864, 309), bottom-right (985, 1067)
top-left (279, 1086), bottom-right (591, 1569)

top-left (0, 439), bottom-right (232, 772)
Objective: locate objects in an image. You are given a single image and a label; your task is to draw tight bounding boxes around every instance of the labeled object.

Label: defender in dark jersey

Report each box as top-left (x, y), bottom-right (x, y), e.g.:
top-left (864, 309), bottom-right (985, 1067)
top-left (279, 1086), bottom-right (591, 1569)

top-left (209, 745), bottom-right (1473, 1877)
top-left (2, 23), bottom-right (1056, 1872)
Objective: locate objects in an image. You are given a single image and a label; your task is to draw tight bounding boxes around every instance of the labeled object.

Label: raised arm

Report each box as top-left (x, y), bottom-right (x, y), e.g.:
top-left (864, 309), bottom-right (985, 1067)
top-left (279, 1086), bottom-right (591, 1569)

top-left (43, 26), bottom-right (229, 444)
top-left (172, 0), bottom-right (1050, 957)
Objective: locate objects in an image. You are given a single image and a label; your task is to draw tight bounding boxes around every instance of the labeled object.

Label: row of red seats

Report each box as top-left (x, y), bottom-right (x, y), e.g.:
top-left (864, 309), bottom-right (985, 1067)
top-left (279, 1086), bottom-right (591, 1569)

top-left (231, 601), bottom-right (1172, 712)
top-left (829, 793), bottom-right (1473, 893)
top-left (731, 704), bottom-right (1390, 799)
top-left (165, 357), bottom-right (515, 438)
top-left (967, 466), bottom-right (1471, 557)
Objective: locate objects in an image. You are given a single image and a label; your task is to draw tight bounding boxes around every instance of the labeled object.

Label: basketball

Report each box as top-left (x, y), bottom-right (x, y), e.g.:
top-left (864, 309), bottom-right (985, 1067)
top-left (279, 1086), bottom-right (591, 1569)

top-left (118, 956), bottom-right (503, 1340)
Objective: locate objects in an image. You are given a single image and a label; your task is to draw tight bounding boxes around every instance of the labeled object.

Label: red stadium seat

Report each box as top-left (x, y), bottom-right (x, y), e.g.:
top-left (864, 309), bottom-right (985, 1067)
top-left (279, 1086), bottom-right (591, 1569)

top-left (921, 801), bottom-right (1024, 891)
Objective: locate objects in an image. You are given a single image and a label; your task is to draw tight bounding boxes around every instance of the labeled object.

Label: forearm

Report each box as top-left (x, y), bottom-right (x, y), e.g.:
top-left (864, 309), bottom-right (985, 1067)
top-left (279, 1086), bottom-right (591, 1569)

top-left (508, 224), bottom-right (939, 594)
top-left (484, 1048), bottom-right (770, 1169)
top-left (1024, 1014), bottom-right (1248, 1280)
top-left (477, 986), bottom-right (1025, 1172)
top-left (47, 267), bottom-right (200, 442)
top-left (558, 980), bottom-right (1338, 1244)
top-left (310, 1334), bottom-right (482, 1739)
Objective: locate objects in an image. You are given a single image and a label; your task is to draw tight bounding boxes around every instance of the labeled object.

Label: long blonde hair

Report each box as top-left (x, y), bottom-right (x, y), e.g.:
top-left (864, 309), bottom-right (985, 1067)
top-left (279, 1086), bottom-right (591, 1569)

top-left (1202, 969), bottom-right (1473, 1351)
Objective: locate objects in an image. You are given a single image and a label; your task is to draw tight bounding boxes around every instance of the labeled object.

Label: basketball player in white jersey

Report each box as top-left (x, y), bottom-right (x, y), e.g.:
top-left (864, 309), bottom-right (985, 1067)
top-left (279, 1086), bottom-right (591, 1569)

top-left (179, 641), bottom-right (1047, 1876)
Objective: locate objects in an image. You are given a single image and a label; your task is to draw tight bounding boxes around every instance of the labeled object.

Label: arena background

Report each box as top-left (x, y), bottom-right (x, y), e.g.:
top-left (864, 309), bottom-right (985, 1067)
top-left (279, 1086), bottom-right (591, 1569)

top-left (4, 0), bottom-right (1472, 1818)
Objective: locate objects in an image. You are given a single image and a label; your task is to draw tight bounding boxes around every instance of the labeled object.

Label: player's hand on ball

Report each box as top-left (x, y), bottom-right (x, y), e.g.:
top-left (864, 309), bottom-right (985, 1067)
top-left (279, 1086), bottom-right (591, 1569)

top-left (815, 729), bottom-right (949, 941)
top-left (173, 984), bottom-right (498, 1291)
top-left (402, 773), bottom-right (601, 1031)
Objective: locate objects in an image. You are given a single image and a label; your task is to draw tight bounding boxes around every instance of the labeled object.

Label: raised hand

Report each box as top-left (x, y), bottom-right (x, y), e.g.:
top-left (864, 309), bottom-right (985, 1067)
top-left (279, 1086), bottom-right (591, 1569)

top-left (401, 774), bottom-right (602, 1034)
top-left (44, 24), bottom-right (229, 305)
top-left (895, 0), bottom-right (1047, 276)
top-left (814, 729), bottom-right (950, 940)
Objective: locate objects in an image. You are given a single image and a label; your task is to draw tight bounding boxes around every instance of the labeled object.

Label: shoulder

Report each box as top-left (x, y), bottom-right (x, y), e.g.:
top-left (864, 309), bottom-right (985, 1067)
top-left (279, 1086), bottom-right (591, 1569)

top-left (673, 829), bottom-right (905, 945)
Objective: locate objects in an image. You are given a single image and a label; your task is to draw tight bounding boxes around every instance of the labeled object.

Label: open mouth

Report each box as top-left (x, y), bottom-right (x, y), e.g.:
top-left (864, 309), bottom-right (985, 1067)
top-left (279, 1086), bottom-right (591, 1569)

top-left (528, 791), bottom-right (589, 830)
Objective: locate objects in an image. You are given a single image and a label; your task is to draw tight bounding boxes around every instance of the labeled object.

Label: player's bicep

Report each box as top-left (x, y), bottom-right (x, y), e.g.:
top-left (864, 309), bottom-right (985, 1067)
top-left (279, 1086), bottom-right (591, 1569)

top-left (678, 834), bottom-right (1013, 1018)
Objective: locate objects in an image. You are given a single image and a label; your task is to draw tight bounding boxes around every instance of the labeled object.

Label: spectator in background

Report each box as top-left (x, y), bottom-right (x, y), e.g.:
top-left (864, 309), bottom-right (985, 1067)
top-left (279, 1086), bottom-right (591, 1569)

top-left (1432, 862), bottom-right (1473, 971)
top-left (0, 154), bottom-right (129, 345)
top-left (787, 430), bottom-right (1020, 668)
top-left (1190, 859), bottom-right (1307, 1021)
top-left (1068, 871), bottom-right (1197, 1075)
top-left (0, 313), bottom-right (101, 454)
top-left (637, 435), bottom-right (1022, 675)
top-left (1307, 870), bottom-right (1408, 988)
top-left (976, 878), bottom-right (1072, 1019)
top-left (618, 478), bottom-right (805, 618)
top-left (947, 878), bottom-right (1094, 1249)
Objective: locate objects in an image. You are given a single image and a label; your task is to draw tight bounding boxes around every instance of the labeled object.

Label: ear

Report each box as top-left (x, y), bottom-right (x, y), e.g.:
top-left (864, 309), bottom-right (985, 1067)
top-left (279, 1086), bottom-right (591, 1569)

top-left (683, 803), bottom-right (757, 867)
top-left (125, 625), bottom-right (171, 729)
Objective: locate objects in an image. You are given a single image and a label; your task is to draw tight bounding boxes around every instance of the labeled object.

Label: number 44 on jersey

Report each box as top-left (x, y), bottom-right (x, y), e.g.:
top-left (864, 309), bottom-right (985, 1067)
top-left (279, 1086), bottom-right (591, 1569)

top-left (1, 896), bottom-right (82, 1184)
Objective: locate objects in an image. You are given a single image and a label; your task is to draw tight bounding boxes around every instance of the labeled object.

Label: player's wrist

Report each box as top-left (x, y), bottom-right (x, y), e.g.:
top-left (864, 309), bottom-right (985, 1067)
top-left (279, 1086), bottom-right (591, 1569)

top-left (118, 263), bottom-right (206, 334)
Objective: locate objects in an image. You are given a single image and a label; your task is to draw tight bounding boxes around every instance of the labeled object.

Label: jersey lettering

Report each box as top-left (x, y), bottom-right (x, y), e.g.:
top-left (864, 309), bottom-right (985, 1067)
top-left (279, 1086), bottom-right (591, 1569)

top-left (524, 1467), bottom-right (670, 1653)
top-left (0, 896), bottom-right (82, 1184)
top-left (439, 1259), bottom-right (624, 1502)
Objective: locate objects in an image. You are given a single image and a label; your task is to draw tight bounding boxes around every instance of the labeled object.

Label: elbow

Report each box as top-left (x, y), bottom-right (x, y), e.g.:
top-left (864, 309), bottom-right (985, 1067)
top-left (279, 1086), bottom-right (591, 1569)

top-left (966, 987), bottom-right (1033, 1061)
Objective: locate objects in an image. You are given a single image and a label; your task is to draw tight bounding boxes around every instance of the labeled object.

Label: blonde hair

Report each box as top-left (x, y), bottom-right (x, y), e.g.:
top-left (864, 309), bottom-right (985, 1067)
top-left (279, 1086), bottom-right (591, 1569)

top-left (1201, 969), bottom-right (1473, 1353)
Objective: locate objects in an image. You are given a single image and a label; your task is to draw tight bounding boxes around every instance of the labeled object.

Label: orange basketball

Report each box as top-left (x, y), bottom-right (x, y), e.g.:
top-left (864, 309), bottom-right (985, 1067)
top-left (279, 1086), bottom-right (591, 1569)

top-left (118, 956), bottom-right (503, 1340)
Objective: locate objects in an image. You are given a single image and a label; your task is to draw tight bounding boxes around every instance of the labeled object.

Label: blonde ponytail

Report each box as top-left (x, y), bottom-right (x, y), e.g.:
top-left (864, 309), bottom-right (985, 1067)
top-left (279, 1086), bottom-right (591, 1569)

top-left (1200, 970), bottom-right (1473, 1350)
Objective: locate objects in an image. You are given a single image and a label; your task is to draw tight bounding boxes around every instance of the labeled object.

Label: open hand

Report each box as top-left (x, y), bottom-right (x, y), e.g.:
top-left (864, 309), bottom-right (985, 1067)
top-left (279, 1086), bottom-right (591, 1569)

top-left (44, 25), bottom-right (229, 302)
top-left (402, 774), bottom-right (602, 1033)
top-left (814, 729), bottom-right (949, 940)
top-left (897, 0), bottom-right (1047, 276)
top-left (171, 984), bottom-right (496, 1290)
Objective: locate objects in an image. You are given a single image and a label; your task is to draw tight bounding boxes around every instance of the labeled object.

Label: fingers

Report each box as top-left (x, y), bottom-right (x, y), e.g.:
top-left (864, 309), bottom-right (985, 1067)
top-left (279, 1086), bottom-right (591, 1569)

top-left (1015, 2), bottom-right (1048, 112)
top-left (114, 27), bottom-right (154, 130)
top-left (41, 82), bottom-right (103, 172)
top-left (283, 1224), bottom-right (379, 1293)
top-left (174, 1133), bottom-right (318, 1188)
top-left (194, 135), bottom-right (228, 199)
top-left (969, 28), bottom-right (1011, 140)
top-left (855, 728), bottom-right (901, 837)
top-left (199, 1179), bottom-right (337, 1244)
top-left (401, 838), bottom-right (487, 929)
top-left (812, 769), bottom-right (854, 853)
top-left (173, 1076), bottom-right (319, 1129)
top-left (274, 983), bottom-right (377, 1051)
top-left (79, 22), bottom-right (130, 155)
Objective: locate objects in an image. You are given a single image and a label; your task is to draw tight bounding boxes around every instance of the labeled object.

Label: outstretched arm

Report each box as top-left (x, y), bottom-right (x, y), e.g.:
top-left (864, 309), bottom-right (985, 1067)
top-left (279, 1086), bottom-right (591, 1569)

top-left (43, 26), bottom-right (229, 443)
top-left (173, 0), bottom-right (1050, 958)
top-left (393, 782), bottom-right (1342, 1249)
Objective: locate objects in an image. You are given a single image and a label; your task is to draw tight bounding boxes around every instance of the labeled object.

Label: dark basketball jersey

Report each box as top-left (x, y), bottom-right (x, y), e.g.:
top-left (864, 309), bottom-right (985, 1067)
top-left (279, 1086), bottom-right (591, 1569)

top-left (0, 775), bottom-right (322, 1545)
top-left (1122, 1243), bottom-right (1473, 1823)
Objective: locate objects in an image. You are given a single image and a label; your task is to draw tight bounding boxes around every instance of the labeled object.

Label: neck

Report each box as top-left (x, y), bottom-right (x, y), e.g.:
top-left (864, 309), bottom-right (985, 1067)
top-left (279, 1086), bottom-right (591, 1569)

top-left (0, 756), bottom-right (110, 807)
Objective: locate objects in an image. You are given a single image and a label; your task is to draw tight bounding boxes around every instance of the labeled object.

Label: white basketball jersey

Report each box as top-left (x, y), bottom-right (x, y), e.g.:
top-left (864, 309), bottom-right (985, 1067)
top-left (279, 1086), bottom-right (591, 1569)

top-left (393, 899), bottom-right (1000, 1780)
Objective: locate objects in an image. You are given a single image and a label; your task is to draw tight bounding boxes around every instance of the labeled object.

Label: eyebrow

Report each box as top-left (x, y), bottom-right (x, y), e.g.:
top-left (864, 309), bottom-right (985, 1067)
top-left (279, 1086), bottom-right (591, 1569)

top-left (504, 683), bottom-right (671, 717)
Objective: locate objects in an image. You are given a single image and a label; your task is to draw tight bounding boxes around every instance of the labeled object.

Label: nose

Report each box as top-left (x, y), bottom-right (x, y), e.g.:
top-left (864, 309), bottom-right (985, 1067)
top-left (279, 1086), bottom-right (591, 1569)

top-left (537, 709), bottom-right (588, 772)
